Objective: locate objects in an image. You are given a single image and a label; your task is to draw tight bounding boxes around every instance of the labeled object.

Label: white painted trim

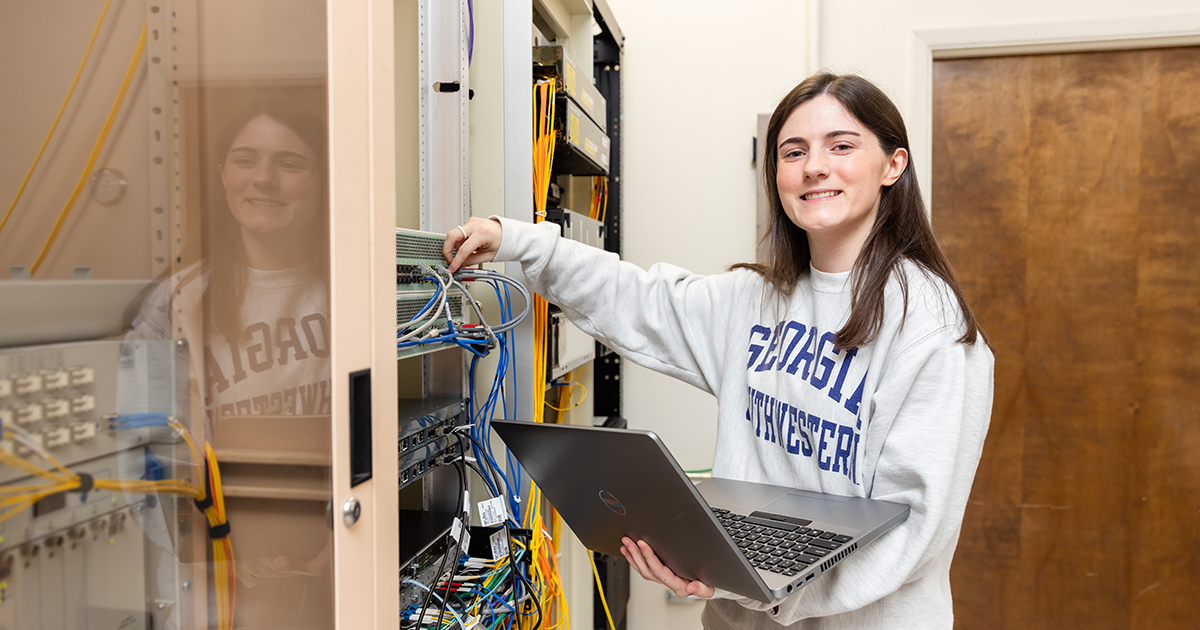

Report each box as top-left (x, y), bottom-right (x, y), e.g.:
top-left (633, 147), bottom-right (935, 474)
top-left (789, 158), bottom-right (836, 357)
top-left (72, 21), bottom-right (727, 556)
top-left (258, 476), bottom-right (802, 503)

top-left (907, 13), bottom-right (1200, 212)
top-left (916, 14), bottom-right (1200, 59)
top-left (502, 0), bottom-right (536, 425)
top-left (806, 0), bottom-right (821, 75)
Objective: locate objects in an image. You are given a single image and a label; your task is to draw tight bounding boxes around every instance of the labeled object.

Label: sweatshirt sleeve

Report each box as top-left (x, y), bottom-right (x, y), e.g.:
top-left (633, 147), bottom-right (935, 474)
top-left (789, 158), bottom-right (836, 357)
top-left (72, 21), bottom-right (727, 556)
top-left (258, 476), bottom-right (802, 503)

top-left (493, 216), bottom-right (741, 395)
top-left (762, 326), bottom-right (995, 623)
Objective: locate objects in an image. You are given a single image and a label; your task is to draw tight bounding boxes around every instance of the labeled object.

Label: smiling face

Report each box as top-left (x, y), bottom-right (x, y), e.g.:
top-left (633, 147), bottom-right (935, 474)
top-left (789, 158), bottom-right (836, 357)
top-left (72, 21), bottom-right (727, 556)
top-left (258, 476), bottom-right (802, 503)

top-left (775, 94), bottom-right (907, 269)
top-left (219, 115), bottom-right (322, 240)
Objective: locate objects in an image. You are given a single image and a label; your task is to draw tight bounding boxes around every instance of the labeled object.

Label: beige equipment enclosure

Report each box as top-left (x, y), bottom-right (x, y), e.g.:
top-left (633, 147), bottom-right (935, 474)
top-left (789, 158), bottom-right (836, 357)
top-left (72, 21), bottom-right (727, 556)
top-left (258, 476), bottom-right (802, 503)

top-left (0, 0), bottom-right (396, 628)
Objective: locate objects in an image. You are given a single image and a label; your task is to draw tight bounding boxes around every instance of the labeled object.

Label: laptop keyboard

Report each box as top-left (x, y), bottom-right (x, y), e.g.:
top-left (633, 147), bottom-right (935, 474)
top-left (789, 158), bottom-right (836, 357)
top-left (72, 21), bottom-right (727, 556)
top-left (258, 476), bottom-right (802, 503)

top-left (711, 507), bottom-right (854, 577)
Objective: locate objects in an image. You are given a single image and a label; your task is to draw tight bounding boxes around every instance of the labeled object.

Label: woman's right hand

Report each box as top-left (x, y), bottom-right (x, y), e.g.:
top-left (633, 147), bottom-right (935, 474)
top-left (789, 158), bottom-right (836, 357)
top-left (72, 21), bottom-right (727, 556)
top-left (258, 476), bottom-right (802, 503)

top-left (443, 216), bottom-right (503, 272)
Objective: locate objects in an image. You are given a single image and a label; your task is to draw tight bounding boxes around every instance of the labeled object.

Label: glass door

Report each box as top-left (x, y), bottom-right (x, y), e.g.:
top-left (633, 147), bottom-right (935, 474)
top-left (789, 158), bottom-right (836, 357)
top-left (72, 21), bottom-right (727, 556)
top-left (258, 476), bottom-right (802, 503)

top-left (0, 1), bottom-right (395, 628)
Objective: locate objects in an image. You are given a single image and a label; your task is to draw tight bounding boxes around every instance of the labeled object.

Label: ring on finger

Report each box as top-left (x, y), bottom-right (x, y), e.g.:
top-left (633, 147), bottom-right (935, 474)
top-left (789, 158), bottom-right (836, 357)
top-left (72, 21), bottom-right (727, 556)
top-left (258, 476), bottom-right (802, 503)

top-left (456, 225), bottom-right (469, 240)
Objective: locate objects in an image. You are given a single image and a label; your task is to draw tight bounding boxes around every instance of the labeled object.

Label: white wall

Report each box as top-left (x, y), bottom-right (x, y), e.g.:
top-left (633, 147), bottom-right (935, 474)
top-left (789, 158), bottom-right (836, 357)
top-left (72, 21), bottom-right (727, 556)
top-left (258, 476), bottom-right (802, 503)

top-left (818, 0), bottom-right (1200, 212)
top-left (602, 1), bottom-right (814, 627)
top-left (605, 0), bottom-right (814, 472)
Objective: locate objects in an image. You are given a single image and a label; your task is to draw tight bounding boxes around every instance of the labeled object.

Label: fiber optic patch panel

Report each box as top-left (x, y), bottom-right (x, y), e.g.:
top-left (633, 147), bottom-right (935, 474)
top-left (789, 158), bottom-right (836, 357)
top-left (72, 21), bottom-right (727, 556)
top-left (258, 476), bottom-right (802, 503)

top-left (0, 339), bottom-right (190, 630)
top-left (398, 511), bottom-right (454, 614)
top-left (0, 339), bottom-right (187, 486)
top-left (0, 446), bottom-right (190, 630)
top-left (398, 398), bottom-right (467, 490)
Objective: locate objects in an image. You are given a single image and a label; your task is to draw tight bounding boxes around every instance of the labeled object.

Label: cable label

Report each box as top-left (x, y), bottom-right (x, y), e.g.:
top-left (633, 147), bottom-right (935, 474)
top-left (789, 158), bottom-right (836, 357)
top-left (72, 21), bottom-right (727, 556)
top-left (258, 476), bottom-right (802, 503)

top-left (478, 496), bottom-right (507, 527)
top-left (489, 529), bottom-right (509, 561)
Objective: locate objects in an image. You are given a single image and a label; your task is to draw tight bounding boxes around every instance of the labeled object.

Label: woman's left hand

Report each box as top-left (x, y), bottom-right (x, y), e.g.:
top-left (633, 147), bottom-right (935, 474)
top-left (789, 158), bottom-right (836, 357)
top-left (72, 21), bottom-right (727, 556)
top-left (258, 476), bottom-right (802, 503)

top-left (620, 537), bottom-right (715, 599)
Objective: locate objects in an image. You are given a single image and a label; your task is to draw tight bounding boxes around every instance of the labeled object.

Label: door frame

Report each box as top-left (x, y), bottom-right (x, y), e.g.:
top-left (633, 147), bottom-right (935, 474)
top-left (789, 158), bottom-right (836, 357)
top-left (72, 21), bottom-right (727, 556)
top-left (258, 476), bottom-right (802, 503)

top-left (905, 12), bottom-right (1200, 211)
top-left (328, 0), bottom-right (398, 627)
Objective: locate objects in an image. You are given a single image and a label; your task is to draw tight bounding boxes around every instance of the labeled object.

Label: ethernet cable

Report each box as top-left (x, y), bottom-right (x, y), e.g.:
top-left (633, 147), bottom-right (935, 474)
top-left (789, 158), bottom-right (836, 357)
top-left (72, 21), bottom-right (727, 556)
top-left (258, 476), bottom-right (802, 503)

top-left (454, 270), bottom-right (531, 335)
top-left (398, 266), bottom-right (449, 341)
top-left (397, 266), bottom-right (530, 358)
top-left (398, 276), bottom-right (444, 333)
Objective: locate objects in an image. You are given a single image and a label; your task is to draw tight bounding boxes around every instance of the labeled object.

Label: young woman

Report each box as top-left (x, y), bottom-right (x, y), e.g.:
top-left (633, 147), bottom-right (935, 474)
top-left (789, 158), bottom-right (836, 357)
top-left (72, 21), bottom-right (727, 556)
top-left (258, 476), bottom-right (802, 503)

top-left (444, 73), bottom-right (994, 628)
top-left (128, 97), bottom-right (331, 424)
top-left (123, 97), bottom-right (333, 628)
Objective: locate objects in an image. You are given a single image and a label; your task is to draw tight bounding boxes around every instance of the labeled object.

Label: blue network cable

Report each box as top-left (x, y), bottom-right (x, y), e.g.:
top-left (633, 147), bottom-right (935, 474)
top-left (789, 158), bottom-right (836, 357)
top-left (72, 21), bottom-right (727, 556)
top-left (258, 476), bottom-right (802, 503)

top-left (109, 413), bottom-right (172, 430)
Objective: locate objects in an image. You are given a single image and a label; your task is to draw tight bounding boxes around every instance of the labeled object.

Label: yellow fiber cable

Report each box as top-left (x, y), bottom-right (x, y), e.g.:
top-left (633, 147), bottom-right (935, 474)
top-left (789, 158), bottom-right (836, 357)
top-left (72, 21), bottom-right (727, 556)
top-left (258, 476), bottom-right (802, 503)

top-left (0, 420), bottom-right (234, 630)
top-left (0, 451), bottom-right (71, 483)
top-left (0, 482), bottom-right (66, 493)
top-left (0, 0), bottom-right (113, 238)
top-left (0, 483), bottom-right (74, 524)
top-left (589, 177), bottom-right (607, 222)
top-left (28, 438), bottom-right (82, 481)
top-left (29, 20), bottom-right (147, 276)
top-left (524, 76), bottom-right (571, 630)
top-left (589, 552), bottom-right (617, 630)
top-left (547, 376), bottom-right (587, 413)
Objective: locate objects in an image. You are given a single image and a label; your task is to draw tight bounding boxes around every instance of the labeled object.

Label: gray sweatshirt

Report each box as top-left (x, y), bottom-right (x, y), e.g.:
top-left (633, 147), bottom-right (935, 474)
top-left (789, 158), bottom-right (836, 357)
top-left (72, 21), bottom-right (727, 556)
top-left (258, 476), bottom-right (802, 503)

top-left (494, 216), bottom-right (994, 629)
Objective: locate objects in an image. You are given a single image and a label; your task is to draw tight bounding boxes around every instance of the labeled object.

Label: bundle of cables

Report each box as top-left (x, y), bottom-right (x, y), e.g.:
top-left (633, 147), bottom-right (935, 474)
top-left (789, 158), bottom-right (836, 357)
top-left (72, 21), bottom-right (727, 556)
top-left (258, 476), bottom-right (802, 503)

top-left (401, 432), bottom-right (542, 630)
top-left (397, 265), bottom-right (531, 359)
top-left (403, 545), bottom-right (535, 630)
top-left (0, 414), bottom-right (235, 630)
top-left (399, 263), bottom-right (546, 628)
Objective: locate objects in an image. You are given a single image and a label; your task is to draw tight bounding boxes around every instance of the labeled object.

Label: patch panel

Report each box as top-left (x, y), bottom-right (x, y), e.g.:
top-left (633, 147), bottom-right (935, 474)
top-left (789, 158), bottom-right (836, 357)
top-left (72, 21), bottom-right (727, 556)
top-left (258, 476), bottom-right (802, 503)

top-left (396, 264), bottom-right (441, 292)
top-left (399, 439), bottom-right (463, 490)
top-left (397, 398), bottom-right (467, 490)
top-left (0, 339), bottom-right (187, 487)
top-left (399, 412), bottom-right (460, 454)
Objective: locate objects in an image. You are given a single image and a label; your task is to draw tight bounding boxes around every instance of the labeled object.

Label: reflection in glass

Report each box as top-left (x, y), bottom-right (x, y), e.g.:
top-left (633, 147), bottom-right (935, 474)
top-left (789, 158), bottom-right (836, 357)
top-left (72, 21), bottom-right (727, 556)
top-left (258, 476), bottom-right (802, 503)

top-left (126, 95), bottom-right (333, 629)
top-left (0, 3), bottom-right (333, 629)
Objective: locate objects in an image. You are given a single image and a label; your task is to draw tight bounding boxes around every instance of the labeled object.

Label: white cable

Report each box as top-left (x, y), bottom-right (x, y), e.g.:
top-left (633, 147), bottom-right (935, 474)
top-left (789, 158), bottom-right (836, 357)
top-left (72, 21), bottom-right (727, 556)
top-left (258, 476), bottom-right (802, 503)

top-left (445, 271), bottom-right (498, 350)
top-left (3, 424), bottom-right (58, 468)
top-left (398, 267), bottom-right (449, 341)
top-left (402, 579), bottom-right (468, 629)
top-left (456, 270), bottom-right (531, 333)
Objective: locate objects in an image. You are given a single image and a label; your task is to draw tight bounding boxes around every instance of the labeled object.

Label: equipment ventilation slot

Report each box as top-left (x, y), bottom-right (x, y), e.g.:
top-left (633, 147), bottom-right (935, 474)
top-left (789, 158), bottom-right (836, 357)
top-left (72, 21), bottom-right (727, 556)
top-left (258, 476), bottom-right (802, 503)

top-left (396, 232), bottom-right (446, 262)
top-left (397, 295), bottom-right (464, 323)
top-left (820, 542), bottom-right (858, 572)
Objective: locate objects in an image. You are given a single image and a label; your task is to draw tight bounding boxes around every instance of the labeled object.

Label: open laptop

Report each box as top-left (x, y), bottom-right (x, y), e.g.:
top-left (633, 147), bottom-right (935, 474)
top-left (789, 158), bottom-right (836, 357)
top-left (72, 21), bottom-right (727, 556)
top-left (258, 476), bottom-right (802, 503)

top-left (491, 420), bottom-right (909, 602)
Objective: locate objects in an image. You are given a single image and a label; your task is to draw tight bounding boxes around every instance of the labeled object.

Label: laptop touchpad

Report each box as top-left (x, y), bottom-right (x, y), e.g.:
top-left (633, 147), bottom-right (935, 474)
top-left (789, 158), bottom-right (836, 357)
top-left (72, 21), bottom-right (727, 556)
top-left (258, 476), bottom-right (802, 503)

top-left (761, 492), bottom-right (845, 520)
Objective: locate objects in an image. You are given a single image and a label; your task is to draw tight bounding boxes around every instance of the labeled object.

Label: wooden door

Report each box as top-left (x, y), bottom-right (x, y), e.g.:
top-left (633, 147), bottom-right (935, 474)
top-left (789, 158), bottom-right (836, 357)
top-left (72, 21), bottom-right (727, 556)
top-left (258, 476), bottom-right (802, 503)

top-left (933, 47), bottom-right (1200, 629)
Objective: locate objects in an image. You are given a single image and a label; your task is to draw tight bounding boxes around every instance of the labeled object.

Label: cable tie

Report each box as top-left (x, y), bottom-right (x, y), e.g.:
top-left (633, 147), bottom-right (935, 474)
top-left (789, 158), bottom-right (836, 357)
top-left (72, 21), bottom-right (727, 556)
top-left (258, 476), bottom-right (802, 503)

top-left (208, 521), bottom-right (231, 539)
top-left (193, 457), bottom-right (215, 511)
top-left (70, 473), bottom-right (94, 493)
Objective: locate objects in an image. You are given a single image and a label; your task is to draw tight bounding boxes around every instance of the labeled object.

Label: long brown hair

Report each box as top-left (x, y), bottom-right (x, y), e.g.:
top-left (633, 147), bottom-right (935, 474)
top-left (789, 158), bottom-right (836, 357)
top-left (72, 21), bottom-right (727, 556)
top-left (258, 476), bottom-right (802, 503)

top-left (205, 97), bottom-right (329, 338)
top-left (734, 73), bottom-right (982, 348)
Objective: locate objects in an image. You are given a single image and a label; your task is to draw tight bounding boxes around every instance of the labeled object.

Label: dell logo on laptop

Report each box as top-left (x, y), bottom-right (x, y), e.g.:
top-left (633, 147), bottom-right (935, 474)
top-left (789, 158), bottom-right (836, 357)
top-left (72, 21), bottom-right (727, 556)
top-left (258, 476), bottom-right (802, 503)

top-left (598, 490), bottom-right (626, 515)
